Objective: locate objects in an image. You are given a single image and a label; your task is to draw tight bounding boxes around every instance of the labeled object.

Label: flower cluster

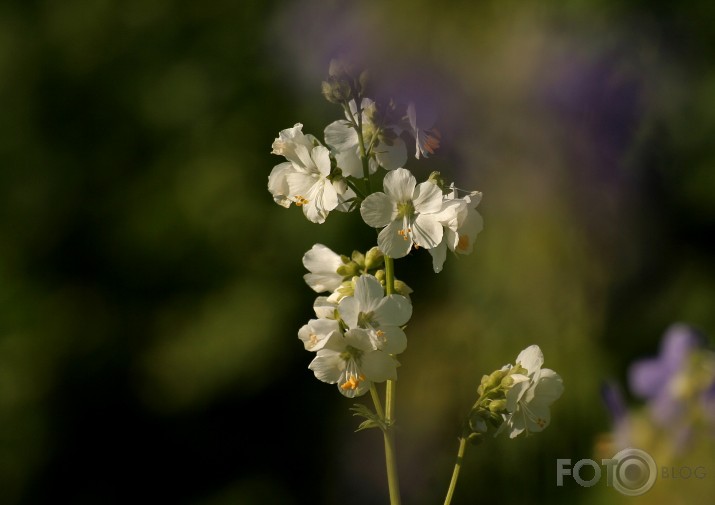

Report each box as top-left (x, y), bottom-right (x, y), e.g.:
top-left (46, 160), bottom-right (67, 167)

top-left (467, 345), bottom-right (564, 441)
top-left (269, 63), bottom-right (483, 274)
top-left (266, 59), bottom-right (564, 504)
top-left (299, 267), bottom-right (412, 398)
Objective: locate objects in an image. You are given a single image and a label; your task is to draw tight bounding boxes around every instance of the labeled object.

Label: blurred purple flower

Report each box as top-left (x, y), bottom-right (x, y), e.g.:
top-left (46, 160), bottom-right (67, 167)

top-left (628, 323), bottom-right (701, 425)
top-left (601, 380), bottom-right (630, 448)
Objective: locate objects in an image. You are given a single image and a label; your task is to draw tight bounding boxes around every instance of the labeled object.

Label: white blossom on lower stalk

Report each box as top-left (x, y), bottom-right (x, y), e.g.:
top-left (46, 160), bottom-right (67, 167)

top-left (298, 318), bottom-right (341, 351)
top-left (338, 274), bottom-right (411, 353)
top-left (303, 244), bottom-right (344, 293)
top-left (499, 345), bottom-right (564, 438)
top-left (360, 168), bottom-right (444, 258)
top-left (308, 328), bottom-right (399, 398)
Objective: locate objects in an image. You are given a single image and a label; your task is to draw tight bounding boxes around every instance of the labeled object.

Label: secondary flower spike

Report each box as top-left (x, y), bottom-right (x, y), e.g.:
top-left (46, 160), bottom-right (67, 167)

top-left (499, 345), bottom-right (564, 438)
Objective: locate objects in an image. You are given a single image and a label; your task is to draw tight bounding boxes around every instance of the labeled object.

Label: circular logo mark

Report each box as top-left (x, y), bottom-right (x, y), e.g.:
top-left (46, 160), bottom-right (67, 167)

top-left (611, 448), bottom-right (657, 496)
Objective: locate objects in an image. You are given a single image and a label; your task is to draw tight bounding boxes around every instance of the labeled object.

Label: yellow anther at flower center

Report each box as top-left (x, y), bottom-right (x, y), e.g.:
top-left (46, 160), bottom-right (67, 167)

top-left (376, 330), bottom-right (385, 338)
top-left (308, 333), bottom-right (319, 348)
top-left (397, 228), bottom-right (412, 241)
top-left (340, 374), bottom-right (366, 391)
top-left (294, 195), bottom-right (309, 206)
top-left (536, 418), bottom-right (546, 429)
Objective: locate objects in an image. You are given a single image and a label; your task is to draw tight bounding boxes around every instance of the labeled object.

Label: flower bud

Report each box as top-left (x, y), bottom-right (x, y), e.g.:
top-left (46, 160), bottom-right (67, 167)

top-left (488, 399), bottom-right (507, 413)
top-left (428, 171), bottom-right (447, 193)
top-left (351, 250), bottom-right (366, 267)
top-left (322, 77), bottom-right (353, 104)
top-left (394, 280), bottom-right (413, 298)
top-left (364, 247), bottom-right (384, 270)
top-left (500, 376), bottom-right (515, 388)
top-left (482, 369), bottom-right (507, 391)
top-left (337, 262), bottom-right (360, 277)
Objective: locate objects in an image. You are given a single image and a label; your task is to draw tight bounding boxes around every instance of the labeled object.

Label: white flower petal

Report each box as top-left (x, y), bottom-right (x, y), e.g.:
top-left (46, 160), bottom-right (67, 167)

top-left (312, 145), bottom-right (332, 177)
top-left (313, 296), bottom-right (338, 319)
top-left (379, 326), bottom-right (407, 355)
top-left (354, 274), bottom-right (385, 311)
top-left (360, 351), bottom-right (398, 382)
top-left (267, 162), bottom-right (296, 208)
top-left (361, 193), bottom-right (396, 228)
top-left (335, 149), bottom-right (363, 178)
top-left (373, 295), bottom-right (412, 326)
top-left (338, 296), bottom-right (360, 329)
top-left (428, 240), bottom-right (448, 273)
top-left (382, 168), bottom-right (416, 203)
top-left (375, 138), bottom-right (407, 171)
top-left (309, 351), bottom-right (344, 383)
top-left (378, 221), bottom-right (413, 258)
top-left (413, 181), bottom-right (444, 215)
top-left (515, 345), bottom-right (544, 375)
top-left (411, 214), bottom-right (443, 249)
top-left (302, 244), bottom-right (343, 292)
top-left (344, 328), bottom-right (375, 352)
top-left (324, 120), bottom-right (358, 152)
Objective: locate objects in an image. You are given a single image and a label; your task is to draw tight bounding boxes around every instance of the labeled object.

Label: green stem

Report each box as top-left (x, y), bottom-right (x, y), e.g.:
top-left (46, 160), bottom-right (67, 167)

top-left (382, 254), bottom-right (401, 504)
top-left (443, 437), bottom-right (467, 505)
top-left (345, 101), bottom-right (372, 194)
top-left (370, 384), bottom-right (385, 420)
top-left (384, 255), bottom-right (395, 295)
top-left (383, 421), bottom-right (402, 505)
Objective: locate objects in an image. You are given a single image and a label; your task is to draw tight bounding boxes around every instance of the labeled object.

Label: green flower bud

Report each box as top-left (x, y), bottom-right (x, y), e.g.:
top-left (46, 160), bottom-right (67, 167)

top-left (364, 247), bottom-right (384, 270)
top-left (482, 369), bottom-right (507, 391)
top-left (488, 399), bottom-right (507, 413)
top-left (374, 269), bottom-right (386, 282)
top-left (337, 262), bottom-right (360, 278)
top-left (394, 280), bottom-right (413, 298)
top-left (321, 77), bottom-right (353, 104)
top-left (351, 250), bottom-right (366, 268)
top-left (428, 171), bottom-right (447, 193)
top-left (500, 376), bottom-right (515, 388)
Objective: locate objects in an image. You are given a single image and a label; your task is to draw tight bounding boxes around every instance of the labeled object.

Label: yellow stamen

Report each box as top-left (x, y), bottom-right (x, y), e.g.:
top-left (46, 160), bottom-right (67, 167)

top-left (294, 195), bottom-right (309, 206)
top-left (340, 374), bottom-right (366, 391)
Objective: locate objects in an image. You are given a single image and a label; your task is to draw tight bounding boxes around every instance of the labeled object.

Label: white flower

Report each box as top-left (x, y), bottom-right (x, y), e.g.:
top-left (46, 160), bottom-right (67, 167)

top-left (284, 144), bottom-right (340, 224)
top-left (269, 124), bottom-right (351, 223)
top-left (406, 102), bottom-right (441, 159)
top-left (308, 328), bottom-right (398, 398)
top-left (338, 274), bottom-right (411, 353)
top-left (360, 168), bottom-right (445, 258)
top-left (303, 244), bottom-right (344, 293)
top-left (499, 345), bottom-right (564, 438)
top-left (268, 123), bottom-right (317, 208)
top-left (324, 99), bottom-right (407, 176)
top-left (428, 187), bottom-right (484, 273)
top-left (298, 318), bottom-right (341, 351)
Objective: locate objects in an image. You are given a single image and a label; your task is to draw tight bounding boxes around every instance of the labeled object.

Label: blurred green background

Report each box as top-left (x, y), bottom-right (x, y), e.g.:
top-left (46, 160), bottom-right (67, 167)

top-left (1, 0), bottom-right (714, 503)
